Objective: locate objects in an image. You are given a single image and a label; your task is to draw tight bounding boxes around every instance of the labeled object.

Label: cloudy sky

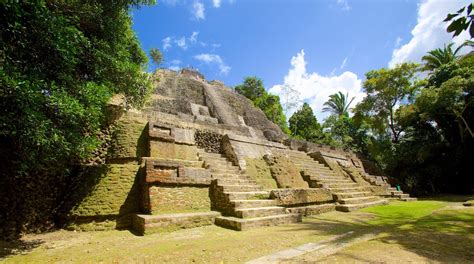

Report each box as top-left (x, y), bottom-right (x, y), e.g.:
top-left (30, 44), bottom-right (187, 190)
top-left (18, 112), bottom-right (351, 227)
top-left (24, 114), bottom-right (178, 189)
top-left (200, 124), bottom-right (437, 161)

top-left (132, 0), bottom-right (471, 121)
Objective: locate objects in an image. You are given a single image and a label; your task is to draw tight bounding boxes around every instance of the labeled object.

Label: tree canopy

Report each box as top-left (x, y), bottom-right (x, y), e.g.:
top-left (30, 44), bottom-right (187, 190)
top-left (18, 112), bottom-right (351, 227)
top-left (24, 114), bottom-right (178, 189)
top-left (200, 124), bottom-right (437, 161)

top-left (235, 76), bottom-right (289, 133)
top-left (289, 103), bottom-right (322, 141)
top-left (322, 91), bottom-right (355, 116)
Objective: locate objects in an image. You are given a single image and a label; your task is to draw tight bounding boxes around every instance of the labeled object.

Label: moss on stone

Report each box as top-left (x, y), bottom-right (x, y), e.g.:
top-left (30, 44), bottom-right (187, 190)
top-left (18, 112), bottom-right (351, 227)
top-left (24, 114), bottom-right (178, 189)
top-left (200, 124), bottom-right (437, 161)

top-left (108, 113), bottom-right (148, 160)
top-left (149, 186), bottom-right (211, 214)
top-left (67, 164), bottom-right (141, 230)
top-left (244, 158), bottom-right (278, 189)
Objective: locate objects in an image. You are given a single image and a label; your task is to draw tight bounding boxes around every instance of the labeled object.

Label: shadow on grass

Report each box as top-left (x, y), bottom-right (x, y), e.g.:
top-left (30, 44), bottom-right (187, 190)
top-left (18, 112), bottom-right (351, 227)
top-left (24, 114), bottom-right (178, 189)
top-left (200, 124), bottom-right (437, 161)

top-left (283, 200), bottom-right (474, 262)
top-left (0, 239), bottom-right (44, 259)
top-left (418, 194), bottom-right (474, 202)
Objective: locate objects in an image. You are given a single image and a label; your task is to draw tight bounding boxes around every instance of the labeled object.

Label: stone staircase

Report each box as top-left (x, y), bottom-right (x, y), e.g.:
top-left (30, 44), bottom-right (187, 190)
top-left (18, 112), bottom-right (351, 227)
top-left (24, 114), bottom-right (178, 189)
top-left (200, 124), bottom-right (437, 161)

top-left (363, 174), bottom-right (417, 201)
top-left (198, 150), bottom-right (301, 231)
top-left (283, 150), bottom-right (388, 212)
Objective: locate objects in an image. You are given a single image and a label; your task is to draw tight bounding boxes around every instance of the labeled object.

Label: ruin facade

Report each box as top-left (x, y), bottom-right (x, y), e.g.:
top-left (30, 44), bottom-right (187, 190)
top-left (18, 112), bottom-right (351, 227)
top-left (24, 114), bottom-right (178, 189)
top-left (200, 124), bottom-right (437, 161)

top-left (67, 69), bottom-right (415, 234)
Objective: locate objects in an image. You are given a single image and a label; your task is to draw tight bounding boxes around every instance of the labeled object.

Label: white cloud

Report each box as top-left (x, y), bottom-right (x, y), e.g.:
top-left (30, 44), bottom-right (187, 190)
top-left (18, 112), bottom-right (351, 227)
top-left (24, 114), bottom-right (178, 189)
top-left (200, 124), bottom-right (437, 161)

top-left (162, 37), bottom-right (172, 51)
top-left (336, 0), bottom-right (350, 11)
top-left (194, 53), bottom-right (230, 75)
top-left (193, 1), bottom-right (205, 20)
top-left (389, 0), bottom-right (471, 68)
top-left (175, 37), bottom-right (187, 50)
top-left (189, 31), bottom-right (199, 43)
top-left (269, 50), bottom-right (364, 121)
top-left (212, 0), bottom-right (221, 8)
top-left (168, 59), bottom-right (182, 71)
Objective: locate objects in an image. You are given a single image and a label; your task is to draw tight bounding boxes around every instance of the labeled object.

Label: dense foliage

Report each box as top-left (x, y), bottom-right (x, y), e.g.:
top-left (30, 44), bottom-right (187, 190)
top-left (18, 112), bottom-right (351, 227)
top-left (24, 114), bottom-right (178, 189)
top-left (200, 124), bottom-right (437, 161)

top-left (287, 51), bottom-right (473, 195)
top-left (235, 76), bottom-right (289, 133)
top-left (0, 0), bottom-right (154, 238)
top-left (289, 103), bottom-right (322, 141)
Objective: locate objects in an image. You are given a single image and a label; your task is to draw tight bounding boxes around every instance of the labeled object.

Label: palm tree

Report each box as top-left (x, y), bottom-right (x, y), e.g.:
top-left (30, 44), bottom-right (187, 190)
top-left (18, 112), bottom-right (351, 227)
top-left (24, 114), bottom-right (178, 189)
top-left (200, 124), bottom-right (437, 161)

top-left (322, 91), bottom-right (355, 116)
top-left (421, 42), bottom-right (465, 72)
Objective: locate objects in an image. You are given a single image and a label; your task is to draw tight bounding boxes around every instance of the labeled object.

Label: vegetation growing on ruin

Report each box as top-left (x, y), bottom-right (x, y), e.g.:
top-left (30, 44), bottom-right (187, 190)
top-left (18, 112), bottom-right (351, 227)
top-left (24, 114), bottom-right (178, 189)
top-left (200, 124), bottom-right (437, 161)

top-left (0, 0), bottom-right (155, 238)
top-left (235, 76), bottom-right (290, 133)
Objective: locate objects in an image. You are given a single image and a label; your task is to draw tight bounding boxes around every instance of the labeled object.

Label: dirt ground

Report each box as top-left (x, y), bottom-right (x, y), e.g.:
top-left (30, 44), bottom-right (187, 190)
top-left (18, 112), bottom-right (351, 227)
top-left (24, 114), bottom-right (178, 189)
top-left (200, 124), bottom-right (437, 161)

top-left (1, 196), bottom-right (473, 263)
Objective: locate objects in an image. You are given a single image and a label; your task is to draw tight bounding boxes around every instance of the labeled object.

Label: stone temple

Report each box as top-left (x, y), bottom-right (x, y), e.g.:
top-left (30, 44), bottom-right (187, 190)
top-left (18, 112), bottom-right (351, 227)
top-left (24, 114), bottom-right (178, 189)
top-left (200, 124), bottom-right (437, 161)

top-left (67, 68), bottom-right (415, 235)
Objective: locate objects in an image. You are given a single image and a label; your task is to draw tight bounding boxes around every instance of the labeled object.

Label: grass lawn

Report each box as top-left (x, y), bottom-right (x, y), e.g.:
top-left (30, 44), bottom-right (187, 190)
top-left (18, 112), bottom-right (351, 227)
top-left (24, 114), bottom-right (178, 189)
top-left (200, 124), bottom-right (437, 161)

top-left (1, 196), bottom-right (474, 263)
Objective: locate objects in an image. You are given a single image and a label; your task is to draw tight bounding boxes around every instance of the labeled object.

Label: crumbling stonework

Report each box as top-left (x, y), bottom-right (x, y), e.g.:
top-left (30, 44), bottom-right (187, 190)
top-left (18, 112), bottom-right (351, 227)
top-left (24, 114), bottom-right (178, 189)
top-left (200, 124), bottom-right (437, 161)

top-left (194, 130), bottom-right (222, 153)
top-left (264, 154), bottom-right (309, 188)
top-left (270, 189), bottom-right (333, 206)
top-left (65, 68), bottom-right (404, 234)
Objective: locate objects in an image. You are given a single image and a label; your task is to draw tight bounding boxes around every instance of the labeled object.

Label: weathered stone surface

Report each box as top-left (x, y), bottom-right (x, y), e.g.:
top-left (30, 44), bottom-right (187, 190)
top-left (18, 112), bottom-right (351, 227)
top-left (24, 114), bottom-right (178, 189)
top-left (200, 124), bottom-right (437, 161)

top-left (145, 159), bottom-right (211, 185)
top-left (148, 122), bottom-right (174, 142)
top-left (270, 189), bottom-right (334, 206)
top-left (67, 164), bottom-right (141, 230)
top-left (108, 114), bottom-right (148, 160)
top-left (245, 158), bottom-right (278, 189)
top-left (264, 154), bottom-right (309, 188)
top-left (149, 141), bottom-right (198, 160)
top-left (148, 186), bottom-right (211, 215)
top-left (133, 211), bottom-right (220, 235)
top-left (194, 130), bottom-right (222, 153)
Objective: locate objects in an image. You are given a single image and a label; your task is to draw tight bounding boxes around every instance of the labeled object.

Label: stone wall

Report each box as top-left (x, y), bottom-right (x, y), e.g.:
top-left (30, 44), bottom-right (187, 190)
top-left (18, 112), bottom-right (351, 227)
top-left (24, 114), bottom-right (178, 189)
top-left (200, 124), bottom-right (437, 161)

top-left (264, 155), bottom-right (309, 188)
top-left (194, 130), bottom-right (222, 153)
top-left (244, 158), bottom-right (278, 189)
top-left (270, 189), bottom-right (334, 206)
top-left (148, 186), bottom-right (211, 215)
top-left (67, 163), bottom-right (141, 231)
top-left (107, 113), bottom-right (148, 161)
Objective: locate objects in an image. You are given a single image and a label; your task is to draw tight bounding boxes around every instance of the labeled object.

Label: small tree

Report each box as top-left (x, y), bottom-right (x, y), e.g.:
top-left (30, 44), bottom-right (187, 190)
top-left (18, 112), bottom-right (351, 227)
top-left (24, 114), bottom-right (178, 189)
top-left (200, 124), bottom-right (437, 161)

top-left (235, 76), bottom-right (266, 101)
top-left (354, 63), bottom-right (419, 143)
top-left (322, 91), bottom-right (355, 116)
top-left (289, 103), bottom-right (322, 141)
top-left (150, 48), bottom-right (163, 65)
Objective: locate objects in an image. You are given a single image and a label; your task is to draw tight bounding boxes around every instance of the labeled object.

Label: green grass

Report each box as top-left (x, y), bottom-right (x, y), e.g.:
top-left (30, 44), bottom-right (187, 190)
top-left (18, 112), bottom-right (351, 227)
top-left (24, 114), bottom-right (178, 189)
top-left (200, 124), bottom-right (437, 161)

top-left (3, 197), bottom-right (474, 263)
top-left (361, 200), bottom-right (446, 225)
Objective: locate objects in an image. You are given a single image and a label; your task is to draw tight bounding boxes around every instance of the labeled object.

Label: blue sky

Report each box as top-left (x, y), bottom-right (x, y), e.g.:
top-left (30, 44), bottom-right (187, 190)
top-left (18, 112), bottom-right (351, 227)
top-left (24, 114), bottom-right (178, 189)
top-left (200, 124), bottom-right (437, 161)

top-left (132, 0), bottom-right (471, 120)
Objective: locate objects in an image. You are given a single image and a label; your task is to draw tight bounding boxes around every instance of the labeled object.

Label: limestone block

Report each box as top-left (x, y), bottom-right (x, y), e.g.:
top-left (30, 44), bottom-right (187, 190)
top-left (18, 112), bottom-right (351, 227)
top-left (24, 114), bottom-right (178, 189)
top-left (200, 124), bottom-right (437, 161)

top-left (145, 159), bottom-right (211, 185)
top-left (173, 128), bottom-right (195, 145)
top-left (264, 154), bottom-right (309, 188)
top-left (133, 211), bottom-right (220, 235)
top-left (148, 122), bottom-right (174, 142)
top-left (270, 189), bottom-right (334, 206)
top-left (147, 186), bottom-right (211, 215)
top-left (174, 144), bottom-right (198, 160)
top-left (150, 141), bottom-right (175, 159)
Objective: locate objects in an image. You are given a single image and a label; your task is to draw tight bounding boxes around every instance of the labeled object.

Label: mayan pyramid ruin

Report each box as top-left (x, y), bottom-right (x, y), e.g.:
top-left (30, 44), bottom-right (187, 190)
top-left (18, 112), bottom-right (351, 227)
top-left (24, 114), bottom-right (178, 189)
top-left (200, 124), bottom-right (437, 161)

top-left (67, 68), bottom-right (415, 235)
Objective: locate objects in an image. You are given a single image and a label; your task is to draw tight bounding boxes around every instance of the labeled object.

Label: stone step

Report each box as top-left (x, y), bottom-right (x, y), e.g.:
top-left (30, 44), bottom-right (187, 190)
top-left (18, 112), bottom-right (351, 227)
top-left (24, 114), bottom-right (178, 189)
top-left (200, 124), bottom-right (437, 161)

top-left (217, 179), bottom-right (257, 185)
top-left (225, 191), bottom-right (270, 200)
top-left (231, 199), bottom-right (277, 209)
top-left (210, 167), bottom-right (241, 174)
top-left (214, 214), bottom-right (302, 231)
top-left (401, 197), bottom-right (417, 202)
top-left (234, 206), bottom-right (286, 218)
top-left (338, 196), bottom-right (380, 205)
top-left (333, 191), bottom-right (372, 199)
top-left (336, 199), bottom-right (389, 212)
top-left (316, 178), bottom-right (353, 183)
top-left (330, 186), bottom-right (369, 193)
top-left (391, 190), bottom-right (403, 195)
top-left (132, 212), bottom-right (221, 235)
top-left (318, 182), bottom-right (358, 188)
top-left (204, 160), bottom-right (234, 167)
top-left (198, 152), bottom-right (225, 158)
top-left (221, 185), bottom-right (262, 192)
top-left (393, 193), bottom-right (409, 199)
top-left (198, 155), bottom-right (227, 162)
top-left (285, 203), bottom-right (336, 216)
top-left (208, 163), bottom-right (240, 171)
